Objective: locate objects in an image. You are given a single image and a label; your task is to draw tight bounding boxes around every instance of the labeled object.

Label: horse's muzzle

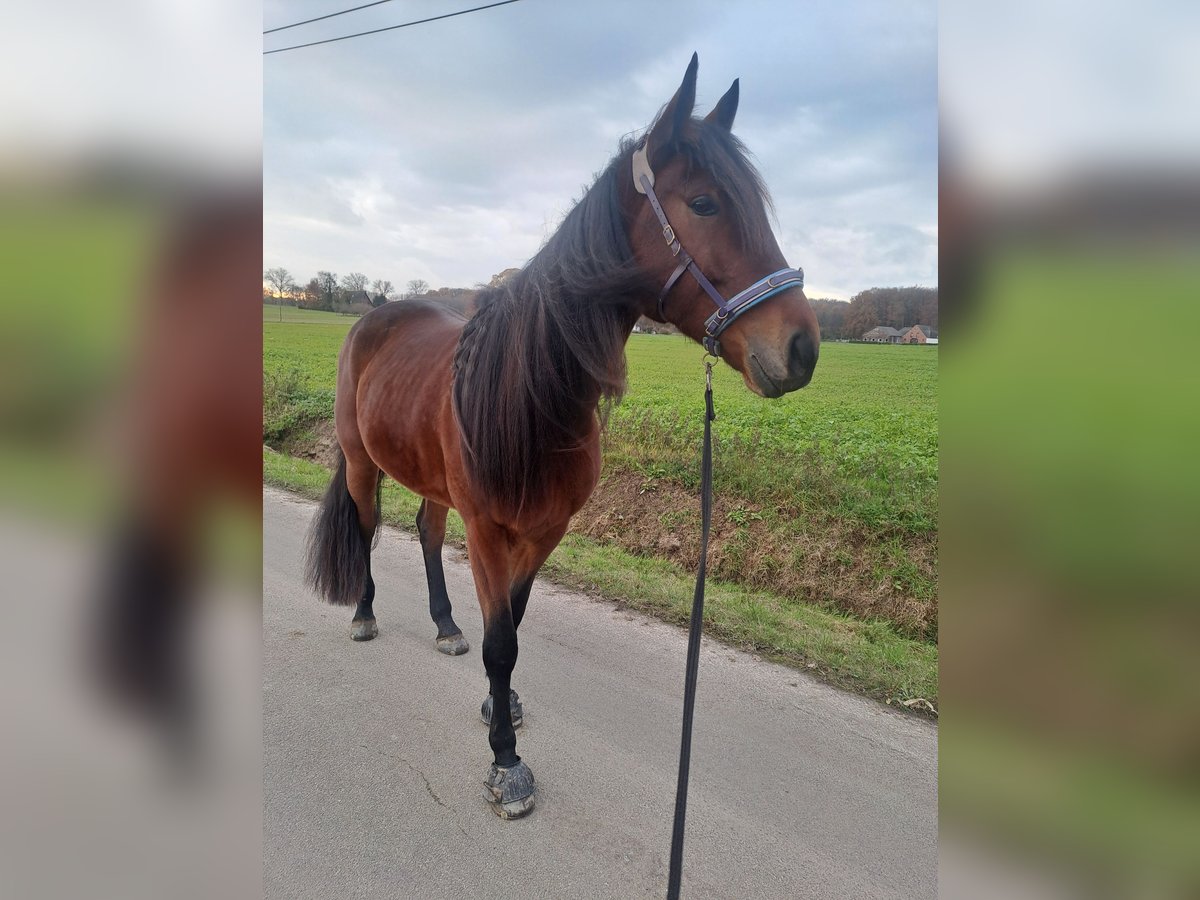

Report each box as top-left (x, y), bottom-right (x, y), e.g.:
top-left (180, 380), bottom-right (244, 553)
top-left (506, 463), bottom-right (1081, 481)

top-left (785, 331), bottom-right (818, 390)
top-left (746, 331), bottom-right (818, 397)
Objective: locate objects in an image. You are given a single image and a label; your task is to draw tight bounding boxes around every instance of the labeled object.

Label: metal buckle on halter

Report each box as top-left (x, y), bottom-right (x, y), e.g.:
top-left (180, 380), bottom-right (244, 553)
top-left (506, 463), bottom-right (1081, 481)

top-left (632, 141), bottom-right (654, 195)
top-left (663, 223), bottom-right (677, 250)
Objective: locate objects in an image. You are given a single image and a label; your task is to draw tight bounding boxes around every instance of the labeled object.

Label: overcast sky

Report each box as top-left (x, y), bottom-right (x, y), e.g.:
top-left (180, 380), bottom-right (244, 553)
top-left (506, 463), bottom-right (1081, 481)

top-left (264, 0), bottom-right (936, 300)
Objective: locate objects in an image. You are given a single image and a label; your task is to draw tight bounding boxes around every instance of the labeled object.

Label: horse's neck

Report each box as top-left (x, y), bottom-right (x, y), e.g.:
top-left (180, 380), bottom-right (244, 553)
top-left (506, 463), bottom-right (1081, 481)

top-left (553, 299), bottom-right (640, 437)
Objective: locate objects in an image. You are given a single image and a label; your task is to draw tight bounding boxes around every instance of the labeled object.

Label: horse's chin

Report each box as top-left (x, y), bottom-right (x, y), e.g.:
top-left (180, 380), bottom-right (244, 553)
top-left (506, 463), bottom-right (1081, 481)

top-left (741, 356), bottom-right (785, 399)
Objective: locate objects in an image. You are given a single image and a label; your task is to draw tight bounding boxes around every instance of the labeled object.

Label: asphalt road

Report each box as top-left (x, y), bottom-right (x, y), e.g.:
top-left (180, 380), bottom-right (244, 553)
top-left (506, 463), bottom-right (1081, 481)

top-left (264, 487), bottom-right (937, 899)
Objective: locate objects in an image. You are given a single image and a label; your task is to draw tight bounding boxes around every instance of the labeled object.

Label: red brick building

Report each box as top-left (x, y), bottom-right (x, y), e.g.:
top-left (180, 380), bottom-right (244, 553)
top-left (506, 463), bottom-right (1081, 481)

top-left (900, 324), bottom-right (938, 344)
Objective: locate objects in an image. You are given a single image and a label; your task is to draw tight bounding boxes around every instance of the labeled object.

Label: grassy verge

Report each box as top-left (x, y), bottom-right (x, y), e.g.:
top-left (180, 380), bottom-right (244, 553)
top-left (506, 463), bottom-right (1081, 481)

top-left (265, 447), bottom-right (937, 708)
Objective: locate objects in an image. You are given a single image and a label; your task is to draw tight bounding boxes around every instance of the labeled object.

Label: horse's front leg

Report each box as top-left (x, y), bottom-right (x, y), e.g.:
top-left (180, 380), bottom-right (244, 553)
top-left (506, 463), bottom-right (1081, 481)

top-left (464, 518), bottom-right (536, 819)
top-left (479, 534), bottom-right (561, 731)
top-left (479, 574), bottom-right (533, 730)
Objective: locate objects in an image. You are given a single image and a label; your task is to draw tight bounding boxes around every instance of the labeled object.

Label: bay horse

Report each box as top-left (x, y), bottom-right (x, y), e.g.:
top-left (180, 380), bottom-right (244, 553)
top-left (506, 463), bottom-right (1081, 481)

top-left (305, 54), bottom-right (819, 818)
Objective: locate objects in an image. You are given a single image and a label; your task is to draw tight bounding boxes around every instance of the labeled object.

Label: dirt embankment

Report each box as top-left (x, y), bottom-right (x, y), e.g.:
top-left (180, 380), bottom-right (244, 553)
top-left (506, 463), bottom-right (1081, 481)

top-left (571, 471), bottom-right (936, 641)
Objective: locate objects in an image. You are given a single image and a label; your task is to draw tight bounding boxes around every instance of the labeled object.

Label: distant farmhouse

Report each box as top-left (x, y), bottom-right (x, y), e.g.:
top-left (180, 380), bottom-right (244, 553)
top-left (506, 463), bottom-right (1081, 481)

top-left (900, 324), bottom-right (938, 344)
top-left (861, 326), bottom-right (905, 343)
top-left (862, 324), bottom-right (938, 345)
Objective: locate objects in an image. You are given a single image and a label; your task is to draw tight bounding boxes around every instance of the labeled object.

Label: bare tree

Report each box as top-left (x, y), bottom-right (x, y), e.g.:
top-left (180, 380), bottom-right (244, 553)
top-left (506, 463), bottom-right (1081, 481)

top-left (371, 278), bottom-right (394, 298)
top-left (404, 278), bottom-right (429, 299)
top-left (264, 266), bottom-right (292, 297)
top-left (264, 267), bottom-right (293, 321)
top-left (341, 272), bottom-right (369, 294)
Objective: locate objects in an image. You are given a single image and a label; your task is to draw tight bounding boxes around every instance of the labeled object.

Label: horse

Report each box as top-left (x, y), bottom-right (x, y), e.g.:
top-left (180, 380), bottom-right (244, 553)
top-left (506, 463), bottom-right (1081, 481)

top-left (94, 190), bottom-right (262, 753)
top-left (304, 54), bottom-right (820, 819)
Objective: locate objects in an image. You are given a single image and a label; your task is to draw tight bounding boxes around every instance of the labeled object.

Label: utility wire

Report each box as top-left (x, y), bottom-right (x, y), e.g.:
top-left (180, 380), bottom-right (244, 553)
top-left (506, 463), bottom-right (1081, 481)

top-left (264, 0), bottom-right (523, 55)
top-left (265, 0), bottom-right (401, 36)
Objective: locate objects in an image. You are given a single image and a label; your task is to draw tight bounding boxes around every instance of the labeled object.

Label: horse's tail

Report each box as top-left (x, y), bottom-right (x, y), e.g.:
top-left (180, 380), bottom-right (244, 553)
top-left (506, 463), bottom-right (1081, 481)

top-left (304, 449), bottom-right (375, 606)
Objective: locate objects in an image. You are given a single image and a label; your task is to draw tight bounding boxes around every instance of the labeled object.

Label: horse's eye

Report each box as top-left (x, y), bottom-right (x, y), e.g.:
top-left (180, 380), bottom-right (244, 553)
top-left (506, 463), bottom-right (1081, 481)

top-left (688, 195), bottom-right (719, 217)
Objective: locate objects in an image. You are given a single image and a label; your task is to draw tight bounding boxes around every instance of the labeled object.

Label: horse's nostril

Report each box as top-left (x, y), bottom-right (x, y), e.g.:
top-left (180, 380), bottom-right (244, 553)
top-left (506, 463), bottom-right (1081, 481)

top-left (789, 332), bottom-right (818, 377)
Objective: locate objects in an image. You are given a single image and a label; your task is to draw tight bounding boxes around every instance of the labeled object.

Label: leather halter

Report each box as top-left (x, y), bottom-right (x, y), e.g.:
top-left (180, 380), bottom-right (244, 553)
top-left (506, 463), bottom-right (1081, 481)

top-left (633, 140), bottom-right (805, 357)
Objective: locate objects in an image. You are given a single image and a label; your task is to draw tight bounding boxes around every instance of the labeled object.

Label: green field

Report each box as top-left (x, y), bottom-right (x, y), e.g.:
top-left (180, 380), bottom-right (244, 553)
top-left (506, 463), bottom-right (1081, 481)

top-left (614, 334), bottom-right (937, 530)
top-left (264, 305), bottom-right (938, 703)
top-left (262, 303), bottom-right (365, 325)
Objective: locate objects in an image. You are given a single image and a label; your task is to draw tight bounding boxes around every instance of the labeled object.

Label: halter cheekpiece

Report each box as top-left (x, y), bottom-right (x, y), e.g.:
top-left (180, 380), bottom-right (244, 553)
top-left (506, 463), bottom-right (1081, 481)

top-left (632, 140), bottom-right (804, 357)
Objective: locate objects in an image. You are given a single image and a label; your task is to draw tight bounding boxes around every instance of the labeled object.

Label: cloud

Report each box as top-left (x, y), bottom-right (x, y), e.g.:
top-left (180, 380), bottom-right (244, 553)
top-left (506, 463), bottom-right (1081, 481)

top-left (264, 0), bottom-right (936, 294)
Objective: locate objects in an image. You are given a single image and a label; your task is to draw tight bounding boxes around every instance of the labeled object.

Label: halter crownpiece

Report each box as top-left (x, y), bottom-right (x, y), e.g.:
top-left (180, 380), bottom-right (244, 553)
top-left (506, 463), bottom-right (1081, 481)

top-left (633, 139), bottom-right (804, 357)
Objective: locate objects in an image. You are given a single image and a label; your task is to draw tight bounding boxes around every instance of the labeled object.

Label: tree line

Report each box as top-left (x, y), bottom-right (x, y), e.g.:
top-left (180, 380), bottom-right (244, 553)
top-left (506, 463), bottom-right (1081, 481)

top-left (264, 267), bottom-right (431, 314)
top-left (809, 286), bottom-right (938, 341)
top-left (266, 265), bottom-right (937, 337)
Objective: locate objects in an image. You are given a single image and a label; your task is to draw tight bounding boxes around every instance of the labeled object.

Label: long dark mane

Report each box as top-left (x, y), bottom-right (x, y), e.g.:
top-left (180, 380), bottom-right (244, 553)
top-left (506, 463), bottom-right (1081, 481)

top-left (452, 123), bottom-right (772, 514)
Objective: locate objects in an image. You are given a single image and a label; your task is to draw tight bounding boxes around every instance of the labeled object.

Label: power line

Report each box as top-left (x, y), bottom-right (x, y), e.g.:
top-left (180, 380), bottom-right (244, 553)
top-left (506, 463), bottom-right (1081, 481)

top-left (265, 0), bottom-right (401, 36)
top-left (263, 0), bottom-right (523, 55)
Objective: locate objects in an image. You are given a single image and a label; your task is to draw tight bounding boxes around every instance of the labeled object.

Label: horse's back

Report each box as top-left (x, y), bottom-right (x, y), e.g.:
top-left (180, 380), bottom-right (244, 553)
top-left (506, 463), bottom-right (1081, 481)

top-left (336, 300), bottom-right (466, 506)
top-left (339, 299), bottom-right (464, 379)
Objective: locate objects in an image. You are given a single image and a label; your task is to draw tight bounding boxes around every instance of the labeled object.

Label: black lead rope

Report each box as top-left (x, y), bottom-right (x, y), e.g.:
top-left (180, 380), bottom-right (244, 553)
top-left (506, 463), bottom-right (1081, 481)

top-left (667, 361), bottom-right (716, 900)
top-left (633, 138), bottom-right (799, 898)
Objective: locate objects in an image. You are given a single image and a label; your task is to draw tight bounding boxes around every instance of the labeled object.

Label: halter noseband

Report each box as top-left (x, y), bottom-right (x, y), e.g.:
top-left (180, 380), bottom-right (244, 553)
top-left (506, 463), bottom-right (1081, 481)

top-left (633, 140), bottom-right (804, 357)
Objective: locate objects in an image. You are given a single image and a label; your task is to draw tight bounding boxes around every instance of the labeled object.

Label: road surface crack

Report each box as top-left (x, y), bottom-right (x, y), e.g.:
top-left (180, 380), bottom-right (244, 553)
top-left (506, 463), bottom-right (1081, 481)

top-left (383, 748), bottom-right (471, 839)
top-left (410, 761), bottom-right (448, 809)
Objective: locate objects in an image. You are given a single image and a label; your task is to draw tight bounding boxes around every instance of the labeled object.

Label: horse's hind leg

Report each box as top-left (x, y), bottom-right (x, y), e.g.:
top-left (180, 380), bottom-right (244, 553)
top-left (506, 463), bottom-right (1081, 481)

top-left (416, 499), bottom-right (469, 655)
top-left (345, 457), bottom-right (382, 641)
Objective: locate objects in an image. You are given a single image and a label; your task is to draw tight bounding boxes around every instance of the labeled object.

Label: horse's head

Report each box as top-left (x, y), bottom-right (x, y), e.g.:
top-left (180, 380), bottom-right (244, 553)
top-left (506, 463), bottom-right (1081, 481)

top-left (626, 54), bottom-right (819, 398)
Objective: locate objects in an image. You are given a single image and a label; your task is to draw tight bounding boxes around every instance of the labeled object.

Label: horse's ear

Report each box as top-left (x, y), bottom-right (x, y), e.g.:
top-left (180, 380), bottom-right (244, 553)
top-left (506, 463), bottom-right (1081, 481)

top-left (646, 52), bottom-right (699, 162)
top-left (705, 78), bottom-right (739, 131)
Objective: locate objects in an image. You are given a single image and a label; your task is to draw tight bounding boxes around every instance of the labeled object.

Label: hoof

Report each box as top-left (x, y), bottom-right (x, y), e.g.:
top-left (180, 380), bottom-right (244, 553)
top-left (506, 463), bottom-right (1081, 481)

top-left (483, 760), bottom-right (535, 819)
top-left (350, 619), bottom-right (378, 641)
top-left (481, 689), bottom-right (523, 729)
top-left (435, 633), bottom-right (469, 655)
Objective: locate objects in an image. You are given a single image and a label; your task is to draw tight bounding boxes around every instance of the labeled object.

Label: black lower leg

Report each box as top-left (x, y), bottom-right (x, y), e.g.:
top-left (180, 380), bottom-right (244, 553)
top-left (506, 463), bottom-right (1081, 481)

top-left (95, 519), bottom-right (193, 729)
top-left (351, 557), bottom-right (375, 623)
top-left (482, 615), bottom-right (519, 768)
top-left (417, 501), bottom-right (462, 639)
